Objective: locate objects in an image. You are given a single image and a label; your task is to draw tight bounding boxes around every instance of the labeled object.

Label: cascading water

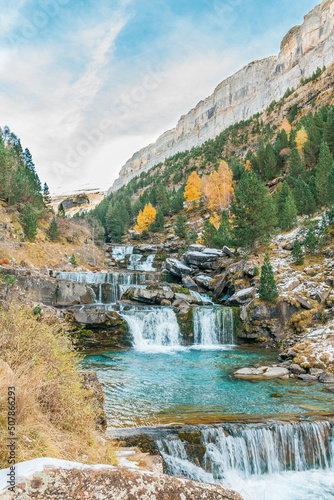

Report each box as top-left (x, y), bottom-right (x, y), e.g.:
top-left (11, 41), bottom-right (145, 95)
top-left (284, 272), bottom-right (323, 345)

top-left (121, 307), bottom-right (181, 349)
top-left (193, 307), bottom-right (234, 345)
top-left (111, 245), bottom-right (134, 261)
top-left (157, 421), bottom-right (334, 500)
top-left (56, 271), bottom-right (149, 303)
top-left (129, 254), bottom-right (155, 271)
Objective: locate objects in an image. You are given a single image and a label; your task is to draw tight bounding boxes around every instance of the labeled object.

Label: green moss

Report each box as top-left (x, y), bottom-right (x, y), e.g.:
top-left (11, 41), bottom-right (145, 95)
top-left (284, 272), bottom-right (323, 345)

top-left (177, 307), bottom-right (194, 344)
top-left (232, 307), bottom-right (243, 339)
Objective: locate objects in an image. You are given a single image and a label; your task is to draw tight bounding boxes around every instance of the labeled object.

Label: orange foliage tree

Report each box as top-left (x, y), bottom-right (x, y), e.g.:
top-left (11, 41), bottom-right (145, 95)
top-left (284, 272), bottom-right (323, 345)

top-left (134, 203), bottom-right (156, 233)
top-left (281, 118), bottom-right (292, 139)
top-left (202, 160), bottom-right (233, 211)
top-left (184, 171), bottom-right (201, 208)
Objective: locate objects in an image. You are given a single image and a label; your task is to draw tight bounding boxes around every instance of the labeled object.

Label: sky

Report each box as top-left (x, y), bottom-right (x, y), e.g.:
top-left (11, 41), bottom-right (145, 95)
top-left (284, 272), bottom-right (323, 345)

top-left (0, 0), bottom-right (319, 195)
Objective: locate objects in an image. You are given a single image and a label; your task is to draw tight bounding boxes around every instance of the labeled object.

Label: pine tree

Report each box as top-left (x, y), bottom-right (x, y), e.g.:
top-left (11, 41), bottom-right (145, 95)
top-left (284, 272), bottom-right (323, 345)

top-left (231, 171), bottom-right (277, 249)
top-left (304, 223), bottom-right (318, 254)
top-left (20, 203), bottom-right (38, 242)
top-left (289, 148), bottom-right (304, 178)
top-left (43, 183), bottom-right (52, 209)
top-left (70, 253), bottom-right (78, 266)
top-left (304, 122), bottom-right (321, 168)
top-left (327, 166), bottom-right (334, 206)
top-left (291, 237), bottom-right (304, 265)
top-left (324, 108), bottom-right (334, 155)
top-left (174, 215), bottom-right (187, 239)
top-left (48, 217), bottom-right (59, 241)
top-left (201, 220), bottom-right (217, 247)
top-left (149, 209), bottom-right (164, 232)
top-left (263, 143), bottom-right (278, 180)
top-left (279, 193), bottom-right (297, 230)
top-left (318, 216), bottom-right (329, 247)
top-left (213, 210), bottom-right (233, 248)
top-left (259, 252), bottom-right (279, 303)
top-left (316, 142), bottom-right (334, 205)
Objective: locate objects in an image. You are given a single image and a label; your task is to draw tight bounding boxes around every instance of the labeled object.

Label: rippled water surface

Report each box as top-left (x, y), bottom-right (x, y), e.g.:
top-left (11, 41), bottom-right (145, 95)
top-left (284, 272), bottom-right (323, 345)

top-left (82, 347), bottom-right (334, 428)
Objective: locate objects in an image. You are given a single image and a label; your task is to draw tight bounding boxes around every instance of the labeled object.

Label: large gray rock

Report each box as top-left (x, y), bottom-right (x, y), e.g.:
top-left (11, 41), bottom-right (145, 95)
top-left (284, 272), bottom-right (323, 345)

top-left (183, 251), bottom-right (219, 270)
top-left (234, 366), bottom-right (289, 379)
top-left (54, 281), bottom-right (94, 306)
top-left (165, 258), bottom-right (191, 278)
top-left (182, 275), bottom-right (198, 290)
top-left (15, 276), bottom-right (94, 306)
top-left (195, 274), bottom-right (215, 291)
top-left (226, 287), bottom-right (256, 306)
top-left (122, 286), bottom-right (174, 305)
top-left (4, 462), bottom-right (243, 499)
top-left (318, 372), bottom-right (334, 384)
top-left (188, 244), bottom-right (205, 252)
top-left (295, 296), bottom-right (312, 310)
top-left (289, 364), bottom-right (306, 375)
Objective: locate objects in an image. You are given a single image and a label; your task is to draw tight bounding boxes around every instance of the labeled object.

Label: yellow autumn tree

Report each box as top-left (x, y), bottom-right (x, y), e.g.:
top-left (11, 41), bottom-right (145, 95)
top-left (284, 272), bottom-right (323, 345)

top-left (203, 160), bottom-right (233, 212)
top-left (296, 127), bottom-right (308, 152)
top-left (134, 203), bottom-right (156, 233)
top-left (209, 214), bottom-right (220, 229)
top-left (184, 171), bottom-right (201, 208)
top-left (244, 159), bottom-right (252, 171)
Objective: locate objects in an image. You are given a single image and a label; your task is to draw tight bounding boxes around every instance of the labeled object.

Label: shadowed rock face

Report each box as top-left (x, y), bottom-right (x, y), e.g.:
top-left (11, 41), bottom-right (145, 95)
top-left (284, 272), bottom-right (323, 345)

top-left (5, 467), bottom-right (243, 500)
top-left (109, 0), bottom-right (334, 193)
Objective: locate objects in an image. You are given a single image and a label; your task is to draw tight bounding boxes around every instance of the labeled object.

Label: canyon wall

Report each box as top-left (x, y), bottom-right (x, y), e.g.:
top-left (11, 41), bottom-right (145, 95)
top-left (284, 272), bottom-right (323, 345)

top-left (110, 0), bottom-right (334, 193)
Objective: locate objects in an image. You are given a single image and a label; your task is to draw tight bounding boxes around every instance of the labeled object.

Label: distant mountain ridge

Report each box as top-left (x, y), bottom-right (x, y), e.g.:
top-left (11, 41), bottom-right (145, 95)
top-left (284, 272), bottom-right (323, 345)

top-left (109, 0), bottom-right (334, 194)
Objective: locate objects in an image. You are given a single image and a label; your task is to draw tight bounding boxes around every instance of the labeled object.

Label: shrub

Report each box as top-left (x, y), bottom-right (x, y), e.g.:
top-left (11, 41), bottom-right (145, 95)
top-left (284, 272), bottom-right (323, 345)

top-left (0, 303), bottom-right (116, 466)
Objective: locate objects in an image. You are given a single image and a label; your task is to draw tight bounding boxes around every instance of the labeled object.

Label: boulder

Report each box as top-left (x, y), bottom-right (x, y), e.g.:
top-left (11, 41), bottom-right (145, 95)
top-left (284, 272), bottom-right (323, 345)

top-left (295, 296), bottom-right (312, 310)
top-left (183, 251), bottom-right (219, 270)
top-left (174, 293), bottom-right (201, 305)
top-left (243, 263), bottom-right (257, 277)
top-left (195, 274), bottom-right (215, 291)
top-left (226, 287), bottom-right (256, 306)
top-left (202, 248), bottom-right (224, 256)
top-left (315, 290), bottom-right (330, 304)
top-left (5, 462), bottom-right (243, 499)
top-left (188, 244), bottom-right (205, 252)
top-left (234, 366), bottom-right (289, 379)
top-left (182, 276), bottom-right (198, 291)
top-left (122, 286), bottom-right (174, 305)
top-left (297, 374), bottom-right (318, 382)
top-left (223, 246), bottom-right (234, 258)
top-left (318, 372), bottom-right (334, 384)
top-left (283, 241), bottom-right (294, 251)
top-left (54, 281), bottom-right (94, 306)
top-left (165, 258), bottom-right (191, 278)
top-left (289, 363), bottom-right (306, 375)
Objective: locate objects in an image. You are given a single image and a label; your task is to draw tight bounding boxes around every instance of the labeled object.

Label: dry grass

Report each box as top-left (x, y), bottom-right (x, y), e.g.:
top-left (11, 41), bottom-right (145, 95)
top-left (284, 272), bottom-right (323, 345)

top-left (0, 302), bottom-right (117, 468)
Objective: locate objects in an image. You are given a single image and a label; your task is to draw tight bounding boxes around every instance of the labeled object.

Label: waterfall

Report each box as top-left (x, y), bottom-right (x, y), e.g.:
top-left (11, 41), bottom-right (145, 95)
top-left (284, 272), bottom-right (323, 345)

top-left (56, 272), bottom-right (109, 284)
top-left (189, 290), bottom-right (214, 304)
top-left (193, 307), bottom-right (234, 345)
top-left (111, 245), bottom-right (134, 261)
top-left (157, 421), bottom-right (334, 499)
top-left (121, 307), bottom-right (181, 349)
top-left (129, 254), bottom-right (155, 271)
top-left (57, 272), bottom-right (147, 303)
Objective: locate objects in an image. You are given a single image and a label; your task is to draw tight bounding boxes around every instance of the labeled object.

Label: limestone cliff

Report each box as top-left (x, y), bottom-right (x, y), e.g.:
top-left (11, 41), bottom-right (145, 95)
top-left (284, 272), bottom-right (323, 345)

top-left (110, 0), bottom-right (334, 193)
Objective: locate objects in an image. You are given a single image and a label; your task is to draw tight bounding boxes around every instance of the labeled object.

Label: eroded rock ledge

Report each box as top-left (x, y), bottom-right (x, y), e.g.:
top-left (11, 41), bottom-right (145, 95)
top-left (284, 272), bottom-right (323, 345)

top-left (3, 465), bottom-right (242, 500)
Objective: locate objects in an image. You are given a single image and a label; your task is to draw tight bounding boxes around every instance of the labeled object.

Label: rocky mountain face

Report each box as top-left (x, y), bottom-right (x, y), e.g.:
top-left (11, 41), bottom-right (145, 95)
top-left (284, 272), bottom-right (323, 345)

top-left (110, 0), bottom-right (334, 193)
